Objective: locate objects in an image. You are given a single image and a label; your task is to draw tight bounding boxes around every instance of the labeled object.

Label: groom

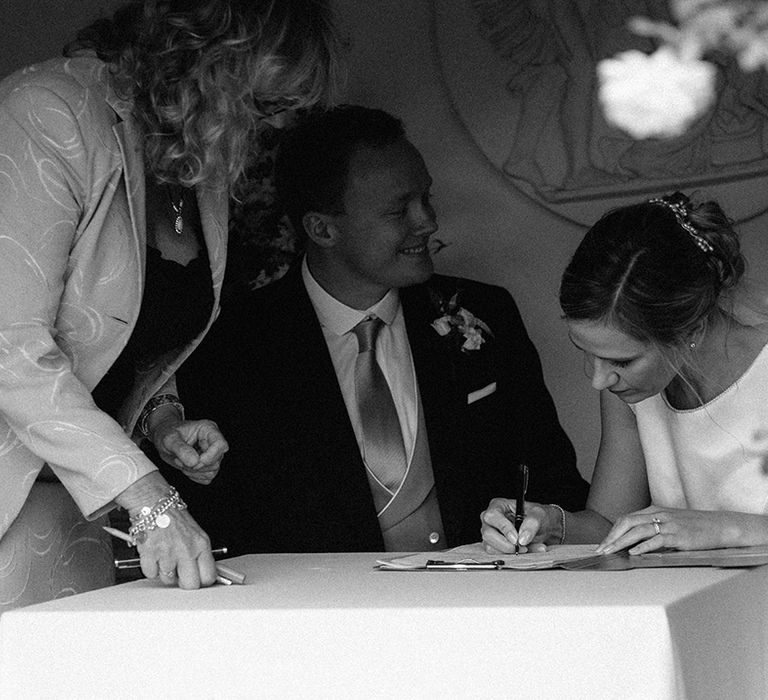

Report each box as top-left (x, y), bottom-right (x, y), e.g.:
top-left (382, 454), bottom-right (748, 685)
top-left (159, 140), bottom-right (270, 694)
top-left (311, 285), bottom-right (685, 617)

top-left (167, 106), bottom-right (588, 554)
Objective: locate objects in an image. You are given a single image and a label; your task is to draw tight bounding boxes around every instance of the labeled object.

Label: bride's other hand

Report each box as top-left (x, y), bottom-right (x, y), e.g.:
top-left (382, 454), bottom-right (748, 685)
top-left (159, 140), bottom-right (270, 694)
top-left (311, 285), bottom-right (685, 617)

top-left (596, 505), bottom-right (768, 555)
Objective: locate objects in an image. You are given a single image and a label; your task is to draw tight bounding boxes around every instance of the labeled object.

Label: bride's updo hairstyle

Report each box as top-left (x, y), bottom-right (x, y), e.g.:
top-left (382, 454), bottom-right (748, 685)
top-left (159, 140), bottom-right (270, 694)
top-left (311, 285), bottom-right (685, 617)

top-left (559, 192), bottom-right (745, 348)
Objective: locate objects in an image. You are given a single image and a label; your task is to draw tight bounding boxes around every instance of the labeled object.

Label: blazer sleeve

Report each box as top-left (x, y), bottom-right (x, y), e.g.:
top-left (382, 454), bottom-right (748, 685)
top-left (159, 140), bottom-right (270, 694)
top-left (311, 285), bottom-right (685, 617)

top-left (0, 79), bottom-right (156, 517)
top-left (494, 287), bottom-right (590, 512)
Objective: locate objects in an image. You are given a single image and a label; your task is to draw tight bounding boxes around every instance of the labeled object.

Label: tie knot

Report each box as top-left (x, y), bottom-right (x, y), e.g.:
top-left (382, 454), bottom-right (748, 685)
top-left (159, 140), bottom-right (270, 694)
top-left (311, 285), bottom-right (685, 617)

top-left (353, 316), bottom-right (384, 353)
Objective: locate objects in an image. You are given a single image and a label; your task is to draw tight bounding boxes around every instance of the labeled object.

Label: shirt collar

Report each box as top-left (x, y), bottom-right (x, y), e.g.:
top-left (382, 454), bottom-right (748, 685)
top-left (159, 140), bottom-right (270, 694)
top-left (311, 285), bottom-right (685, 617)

top-left (301, 256), bottom-right (400, 336)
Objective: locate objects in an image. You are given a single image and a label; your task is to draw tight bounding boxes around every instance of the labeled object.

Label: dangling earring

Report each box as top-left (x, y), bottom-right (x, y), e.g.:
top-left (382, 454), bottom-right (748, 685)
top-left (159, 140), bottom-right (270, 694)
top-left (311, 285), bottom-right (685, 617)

top-left (689, 341), bottom-right (696, 350)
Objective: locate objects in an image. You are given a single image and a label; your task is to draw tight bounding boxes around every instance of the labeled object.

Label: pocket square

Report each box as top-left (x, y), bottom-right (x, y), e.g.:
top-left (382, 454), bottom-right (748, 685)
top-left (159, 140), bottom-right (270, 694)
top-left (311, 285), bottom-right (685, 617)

top-left (467, 381), bottom-right (497, 405)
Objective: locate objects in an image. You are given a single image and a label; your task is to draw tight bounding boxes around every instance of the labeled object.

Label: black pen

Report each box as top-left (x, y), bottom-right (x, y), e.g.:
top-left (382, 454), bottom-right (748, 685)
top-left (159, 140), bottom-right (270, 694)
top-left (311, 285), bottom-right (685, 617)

top-left (514, 463), bottom-right (529, 555)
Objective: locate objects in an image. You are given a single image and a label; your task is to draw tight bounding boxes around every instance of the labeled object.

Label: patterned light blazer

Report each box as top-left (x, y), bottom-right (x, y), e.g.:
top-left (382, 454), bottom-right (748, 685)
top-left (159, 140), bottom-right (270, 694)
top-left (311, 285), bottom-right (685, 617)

top-left (0, 57), bottom-right (228, 538)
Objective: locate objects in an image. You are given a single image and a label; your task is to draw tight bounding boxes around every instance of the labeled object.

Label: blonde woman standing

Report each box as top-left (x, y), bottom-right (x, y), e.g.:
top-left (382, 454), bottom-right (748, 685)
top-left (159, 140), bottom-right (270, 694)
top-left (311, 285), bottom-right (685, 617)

top-left (0, 0), bottom-right (342, 610)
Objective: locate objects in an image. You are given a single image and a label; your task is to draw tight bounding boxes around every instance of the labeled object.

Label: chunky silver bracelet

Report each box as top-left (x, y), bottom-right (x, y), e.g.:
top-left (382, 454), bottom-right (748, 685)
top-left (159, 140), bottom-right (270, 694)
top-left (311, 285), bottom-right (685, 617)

top-left (136, 394), bottom-right (185, 439)
top-left (128, 486), bottom-right (187, 545)
top-left (548, 503), bottom-right (567, 545)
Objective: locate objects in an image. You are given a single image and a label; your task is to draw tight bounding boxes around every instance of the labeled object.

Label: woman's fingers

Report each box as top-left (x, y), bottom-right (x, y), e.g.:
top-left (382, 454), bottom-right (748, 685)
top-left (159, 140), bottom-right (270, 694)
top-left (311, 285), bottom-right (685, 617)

top-left (195, 549), bottom-right (217, 587)
top-left (480, 499), bottom-right (548, 552)
top-left (146, 553), bottom-right (215, 590)
top-left (160, 420), bottom-right (228, 474)
top-left (175, 557), bottom-right (201, 590)
top-left (480, 499), bottom-right (518, 552)
top-left (157, 560), bottom-right (178, 586)
top-left (517, 511), bottom-right (546, 547)
top-left (597, 510), bottom-right (666, 554)
top-left (136, 512), bottom-right (216, 589)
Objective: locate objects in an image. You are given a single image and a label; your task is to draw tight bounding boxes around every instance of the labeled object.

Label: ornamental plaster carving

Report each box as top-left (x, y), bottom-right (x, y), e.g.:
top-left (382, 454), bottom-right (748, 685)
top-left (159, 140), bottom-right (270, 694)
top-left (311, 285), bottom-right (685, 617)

top-left (433, 0), bottom-right (768, 225)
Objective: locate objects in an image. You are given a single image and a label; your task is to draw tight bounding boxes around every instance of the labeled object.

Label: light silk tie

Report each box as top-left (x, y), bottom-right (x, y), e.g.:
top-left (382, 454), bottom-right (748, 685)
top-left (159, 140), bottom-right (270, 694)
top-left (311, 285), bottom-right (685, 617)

top-left (352, 317), bottom-right (408, 492)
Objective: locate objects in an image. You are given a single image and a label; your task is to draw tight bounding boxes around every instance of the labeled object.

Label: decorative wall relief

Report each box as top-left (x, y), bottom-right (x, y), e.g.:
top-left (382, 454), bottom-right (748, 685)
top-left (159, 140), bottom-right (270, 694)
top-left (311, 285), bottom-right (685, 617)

top-left (433, 0), bottom-right (768, 225)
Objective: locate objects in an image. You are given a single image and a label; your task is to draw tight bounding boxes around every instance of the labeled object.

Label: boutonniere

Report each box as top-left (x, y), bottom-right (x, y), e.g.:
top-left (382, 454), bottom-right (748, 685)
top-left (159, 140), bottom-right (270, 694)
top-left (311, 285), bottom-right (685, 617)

top-left (430, 290), bottom-right (493, 353)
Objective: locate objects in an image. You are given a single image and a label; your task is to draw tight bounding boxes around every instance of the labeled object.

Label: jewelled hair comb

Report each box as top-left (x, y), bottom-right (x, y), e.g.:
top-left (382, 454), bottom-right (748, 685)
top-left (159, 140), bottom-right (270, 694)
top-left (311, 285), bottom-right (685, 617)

top-left (648, 198), bottom-right (714, 253)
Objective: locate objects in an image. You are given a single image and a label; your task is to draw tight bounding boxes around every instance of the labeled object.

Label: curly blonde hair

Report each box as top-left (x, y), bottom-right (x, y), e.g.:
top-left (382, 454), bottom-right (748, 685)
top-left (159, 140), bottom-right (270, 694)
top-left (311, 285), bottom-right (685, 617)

top-left (66, 0), bottom-right (343, 191)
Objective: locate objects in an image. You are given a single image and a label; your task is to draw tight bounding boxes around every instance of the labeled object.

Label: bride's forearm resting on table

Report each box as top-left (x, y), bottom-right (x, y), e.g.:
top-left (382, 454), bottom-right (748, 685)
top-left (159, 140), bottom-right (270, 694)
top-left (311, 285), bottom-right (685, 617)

top-left (595, 507), bottom-right (768, 555)
top-left (720, 511), bottom-right (768, 547)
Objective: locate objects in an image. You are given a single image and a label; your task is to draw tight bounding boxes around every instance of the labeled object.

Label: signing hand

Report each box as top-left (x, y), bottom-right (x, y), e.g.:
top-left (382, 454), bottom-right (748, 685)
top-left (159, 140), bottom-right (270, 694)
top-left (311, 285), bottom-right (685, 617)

top-left (151, 417), bottom-right (228, 484)
top-left (595, 505), bottom-right (763, 555)
top-left (480, 497), bottom-right (549, 554)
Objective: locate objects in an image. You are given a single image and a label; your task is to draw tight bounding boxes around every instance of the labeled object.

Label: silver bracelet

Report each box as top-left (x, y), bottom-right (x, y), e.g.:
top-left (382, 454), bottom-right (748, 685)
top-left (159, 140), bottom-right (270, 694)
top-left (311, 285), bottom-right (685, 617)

top-left (136, 394), bottom-right (185, 439)
top-left (128, 486), bottom-right (187, 545)
top-left (548, 503), bottom-right (567, 545)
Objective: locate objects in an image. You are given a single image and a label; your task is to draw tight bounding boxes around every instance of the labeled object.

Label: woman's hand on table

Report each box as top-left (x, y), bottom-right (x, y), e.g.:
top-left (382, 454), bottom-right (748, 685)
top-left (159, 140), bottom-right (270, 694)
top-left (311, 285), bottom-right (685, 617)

top-left (595, 505), bottom-right (768, 555)
top-left (480, 497), bottom-right (550, 554)
top-left (136, 508), bottom-right (216, 588)
top-left (115, 472), bottom-right (216, 589)
top-left (151, 417), bottom-right (228, 484)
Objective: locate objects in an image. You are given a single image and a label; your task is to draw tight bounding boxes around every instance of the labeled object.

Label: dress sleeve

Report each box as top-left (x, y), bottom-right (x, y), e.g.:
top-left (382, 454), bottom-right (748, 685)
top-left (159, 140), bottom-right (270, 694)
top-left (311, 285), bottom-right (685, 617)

top-left (0, 80), bottom-right (156, 518)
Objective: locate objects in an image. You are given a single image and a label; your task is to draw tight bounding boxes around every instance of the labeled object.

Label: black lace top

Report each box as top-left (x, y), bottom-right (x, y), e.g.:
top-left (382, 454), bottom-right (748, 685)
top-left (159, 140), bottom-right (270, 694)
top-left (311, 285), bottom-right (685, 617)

top-left (92, 244), bottom-right (214, 419)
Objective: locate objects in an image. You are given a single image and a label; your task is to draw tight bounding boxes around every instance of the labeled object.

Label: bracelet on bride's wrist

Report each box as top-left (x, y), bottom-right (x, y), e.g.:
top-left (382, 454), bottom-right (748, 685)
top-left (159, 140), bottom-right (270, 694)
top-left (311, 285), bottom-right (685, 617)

top-left (128, 486), bottom-right (187, 545)
top-left (136, 394), bottom-right (185, 440)
top-left (548, 503), bottom-right (566, 545)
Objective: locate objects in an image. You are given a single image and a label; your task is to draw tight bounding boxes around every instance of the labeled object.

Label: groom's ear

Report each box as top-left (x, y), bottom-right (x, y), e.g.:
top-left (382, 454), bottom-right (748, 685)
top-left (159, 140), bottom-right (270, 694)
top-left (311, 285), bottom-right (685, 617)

top-left (302, 211), bottom-right (338, 248)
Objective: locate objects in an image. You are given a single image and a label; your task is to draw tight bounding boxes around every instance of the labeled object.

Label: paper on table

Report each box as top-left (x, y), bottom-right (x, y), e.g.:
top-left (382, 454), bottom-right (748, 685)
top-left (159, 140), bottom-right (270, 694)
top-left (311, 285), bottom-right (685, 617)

top-left (376, 543), bottom-right (768, 571)
top-left (376, 542), bottom-right (600, 570)
top-left (635, 544), bottom-right (768, 568)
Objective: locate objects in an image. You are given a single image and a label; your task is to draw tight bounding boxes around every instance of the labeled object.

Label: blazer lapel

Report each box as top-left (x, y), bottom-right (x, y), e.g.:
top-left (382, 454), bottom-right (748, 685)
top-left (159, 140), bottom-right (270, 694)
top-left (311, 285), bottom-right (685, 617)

top-left (106, 84), bottom-right (227, 318)
top-left (196, 187), bottom-right (228, 311)
top-left (108, 91), bottom-right (146, 310)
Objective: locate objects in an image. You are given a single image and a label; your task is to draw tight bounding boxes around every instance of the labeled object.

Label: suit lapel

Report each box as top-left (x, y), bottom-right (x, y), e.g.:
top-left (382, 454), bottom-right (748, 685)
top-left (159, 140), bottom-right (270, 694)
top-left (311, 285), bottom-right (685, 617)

top-left (402, 278), bottom-right (502, 544)
top-left (270, 267), bottom-right (384, 545)
top-left (402, 282), bottom-right (458, 420)
top-left (270, 266), bottom-right (339, 382)
top-left (401, 283), bottom-right (462, 500)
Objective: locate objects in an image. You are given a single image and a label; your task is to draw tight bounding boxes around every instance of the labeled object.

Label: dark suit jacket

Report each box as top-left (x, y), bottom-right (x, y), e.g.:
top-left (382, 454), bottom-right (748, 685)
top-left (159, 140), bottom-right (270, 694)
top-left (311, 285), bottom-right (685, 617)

top-left (164, 266), bottom-right (588, 554)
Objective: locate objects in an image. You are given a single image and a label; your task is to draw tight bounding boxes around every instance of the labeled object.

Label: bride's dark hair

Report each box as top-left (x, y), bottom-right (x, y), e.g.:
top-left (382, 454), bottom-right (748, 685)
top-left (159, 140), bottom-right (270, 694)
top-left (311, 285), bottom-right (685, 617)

top-left (559, 192), bottom-right (745, 348)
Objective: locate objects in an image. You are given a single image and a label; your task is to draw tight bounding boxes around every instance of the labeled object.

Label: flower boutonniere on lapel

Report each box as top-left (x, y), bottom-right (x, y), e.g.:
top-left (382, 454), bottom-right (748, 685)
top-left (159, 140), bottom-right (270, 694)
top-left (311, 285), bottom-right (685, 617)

top-left (430, 290), bottom-right (493, 353)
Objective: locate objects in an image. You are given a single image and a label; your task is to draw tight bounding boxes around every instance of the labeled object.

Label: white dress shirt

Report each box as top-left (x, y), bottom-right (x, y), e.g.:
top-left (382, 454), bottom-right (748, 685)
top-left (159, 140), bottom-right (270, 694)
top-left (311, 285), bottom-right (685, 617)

top-left (302, 257), bottom-right (418, 466)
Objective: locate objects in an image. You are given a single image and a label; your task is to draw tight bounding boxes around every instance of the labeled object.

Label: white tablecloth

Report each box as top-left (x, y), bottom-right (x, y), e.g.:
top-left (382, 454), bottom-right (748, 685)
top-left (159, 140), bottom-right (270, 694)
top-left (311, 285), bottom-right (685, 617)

top-left (1, 552), bottom-right (767, 699)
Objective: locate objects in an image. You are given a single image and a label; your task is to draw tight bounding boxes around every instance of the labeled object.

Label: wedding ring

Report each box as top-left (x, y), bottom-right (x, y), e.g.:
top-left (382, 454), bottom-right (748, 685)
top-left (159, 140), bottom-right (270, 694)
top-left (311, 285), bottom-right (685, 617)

top-left (160, 569), bottom-right (176, 577)
top-left (652, 517), bottom-right (662, 535)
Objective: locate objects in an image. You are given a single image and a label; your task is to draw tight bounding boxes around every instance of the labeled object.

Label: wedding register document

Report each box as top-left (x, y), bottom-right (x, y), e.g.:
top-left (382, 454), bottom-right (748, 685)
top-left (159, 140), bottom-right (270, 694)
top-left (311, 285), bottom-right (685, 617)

top-left (376, 543), bottom-right (768, 570)
top-left (376, 543), bottom-right (599, 570)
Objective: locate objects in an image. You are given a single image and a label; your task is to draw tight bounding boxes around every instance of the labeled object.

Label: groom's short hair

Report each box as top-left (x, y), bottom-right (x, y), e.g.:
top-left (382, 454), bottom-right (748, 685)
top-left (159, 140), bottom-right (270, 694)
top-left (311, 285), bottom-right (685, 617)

top-left (275, 105), bottom-right (405, 239)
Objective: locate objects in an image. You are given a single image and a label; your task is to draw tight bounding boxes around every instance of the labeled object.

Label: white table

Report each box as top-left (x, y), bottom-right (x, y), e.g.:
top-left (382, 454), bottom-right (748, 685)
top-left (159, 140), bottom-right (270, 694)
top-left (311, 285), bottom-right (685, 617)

top-left (1, 552), bottom-right (767, 699)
